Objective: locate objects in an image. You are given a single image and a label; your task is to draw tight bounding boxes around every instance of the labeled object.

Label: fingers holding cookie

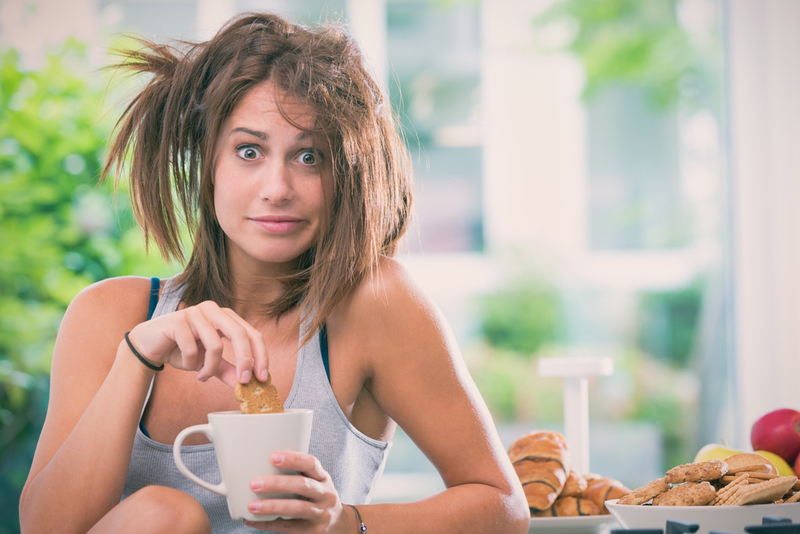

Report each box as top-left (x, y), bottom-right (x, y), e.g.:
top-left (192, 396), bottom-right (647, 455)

top-left (219, 307), bottom-right (269, 384)
top-left (130, 300), bottom-right (271, 388)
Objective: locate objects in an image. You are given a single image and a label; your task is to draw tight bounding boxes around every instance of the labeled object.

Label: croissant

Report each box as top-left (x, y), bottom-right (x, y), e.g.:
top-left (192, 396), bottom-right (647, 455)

top-left (509, 431), bottom-right (570, 513)
top-left (560, 469), bottom-right (588, 497)
top-left (581, 476), bottom-right (631, 514)
top-left (534, 496), bottom-right (599, 517)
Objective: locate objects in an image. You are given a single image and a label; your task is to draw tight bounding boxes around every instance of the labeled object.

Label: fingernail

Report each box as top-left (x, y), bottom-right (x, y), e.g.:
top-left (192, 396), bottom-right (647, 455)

top-left (260, 369), bottom-right (268, 381)
top-left (240, 370), bottom-right (251, 384)
top-left (250, 480), bottom-right (263, 491)
top-left (248, 501), bottom-right (260, 512)
top-left (271, 453), bottom-right (284, 465)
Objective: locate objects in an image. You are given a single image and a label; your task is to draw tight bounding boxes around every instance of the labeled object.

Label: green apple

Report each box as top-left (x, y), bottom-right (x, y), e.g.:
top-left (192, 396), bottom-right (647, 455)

top-left (754, 450), bottom-right (796, 476)
top-left (694, 443), bottom-right (742, 463)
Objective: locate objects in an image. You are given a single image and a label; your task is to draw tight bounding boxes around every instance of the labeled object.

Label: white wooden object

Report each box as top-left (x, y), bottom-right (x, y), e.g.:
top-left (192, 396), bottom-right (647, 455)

top-left (537, 356), bottom-right (613, 475)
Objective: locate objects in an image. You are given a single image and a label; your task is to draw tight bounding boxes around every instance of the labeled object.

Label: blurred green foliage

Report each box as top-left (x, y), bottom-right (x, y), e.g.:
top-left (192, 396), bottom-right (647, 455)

top-left (534, 0), bottom-right (721, 111)
top-left (480, 280), bottom-right (562, 356)
top-left (638, 284), bottom-right (703, 367)
top-left (474, 277), bottom-right (563, 423)
top-left (0, 41), bottom-right (171, 534)
top-left (467, 344), bottom-right (564, 423)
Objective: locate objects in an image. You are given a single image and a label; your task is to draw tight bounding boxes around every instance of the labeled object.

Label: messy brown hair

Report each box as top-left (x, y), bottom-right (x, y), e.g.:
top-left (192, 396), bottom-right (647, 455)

top-left (102, 12), bottom-right (413, 341)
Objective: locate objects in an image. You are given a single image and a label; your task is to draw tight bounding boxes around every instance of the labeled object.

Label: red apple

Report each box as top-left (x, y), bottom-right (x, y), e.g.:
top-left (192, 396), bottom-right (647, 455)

top-left (795, 450), bottom-right (800, 478)
top-left (751, 408), bottom-right (800, 465)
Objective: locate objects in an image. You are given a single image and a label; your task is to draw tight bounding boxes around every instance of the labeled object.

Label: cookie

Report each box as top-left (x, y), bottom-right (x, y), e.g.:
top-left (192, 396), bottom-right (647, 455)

top-left (234, 374), bottom-right (284, 414)
top-left (784, 491), bottom-right (800, 504)
top-left (652, 481), bottom-right (716, 506)
top-left (727, 463), bottom-right (769, 474)
top-left (724, 453), bottom-right (778, 475)
top-left (666, 460), bottom-right (728, 484)
top-left (710, 473), bottom-right (748, 506)
top-left (618, 478), bottom-right (670, 506)
top-left (736, 476), bottom-right (798, 505)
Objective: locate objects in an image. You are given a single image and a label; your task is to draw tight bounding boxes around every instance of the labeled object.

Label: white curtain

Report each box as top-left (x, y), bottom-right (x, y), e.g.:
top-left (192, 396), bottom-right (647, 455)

top-left (727, 0), bottom-right (800, 446)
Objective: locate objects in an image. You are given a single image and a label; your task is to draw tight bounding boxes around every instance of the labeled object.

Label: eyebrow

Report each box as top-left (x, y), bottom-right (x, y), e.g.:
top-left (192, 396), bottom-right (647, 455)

top-left (229, 127), bottom-right (313, 142)
top-left (230, 127), bottom-right (266, 140)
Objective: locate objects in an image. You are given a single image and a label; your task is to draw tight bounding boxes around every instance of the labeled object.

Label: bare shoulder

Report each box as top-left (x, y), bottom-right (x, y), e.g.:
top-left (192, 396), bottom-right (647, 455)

top-left (353, 256), bottom-right (433, 309)
top-left (46, 275), bottom-right (156, 426)
top-left (55, 276), bottom-right (155, 367)
top-left (68, 275), bottom-right (154, 314)
top-left (333, 256), bottom-right (457, 372)
top-left (345, 256), bottom-right (443, 334)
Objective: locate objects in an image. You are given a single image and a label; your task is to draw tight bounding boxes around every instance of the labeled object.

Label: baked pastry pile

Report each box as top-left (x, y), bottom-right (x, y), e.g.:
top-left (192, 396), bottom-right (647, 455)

top-left (508, 430), bottom-right (632, 517)
top-left (618, 453), bottom-right (800, 507)
top-left (234, 374), bottom-right (284, 414)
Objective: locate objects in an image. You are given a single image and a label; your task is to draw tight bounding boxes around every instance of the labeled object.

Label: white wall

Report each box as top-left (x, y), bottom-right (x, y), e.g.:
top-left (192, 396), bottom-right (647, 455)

top-left (727, 0), bottom-right (800, 446)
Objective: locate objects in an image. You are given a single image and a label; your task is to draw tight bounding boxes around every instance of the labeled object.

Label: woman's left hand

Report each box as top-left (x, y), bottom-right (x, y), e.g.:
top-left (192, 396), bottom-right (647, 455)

top-left (244, 451), bottom-right (352, 533)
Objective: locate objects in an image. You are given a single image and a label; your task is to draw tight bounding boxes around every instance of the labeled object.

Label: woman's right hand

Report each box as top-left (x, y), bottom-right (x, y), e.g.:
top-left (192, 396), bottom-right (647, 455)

top-left (124, 300), bottom-right (269, 387)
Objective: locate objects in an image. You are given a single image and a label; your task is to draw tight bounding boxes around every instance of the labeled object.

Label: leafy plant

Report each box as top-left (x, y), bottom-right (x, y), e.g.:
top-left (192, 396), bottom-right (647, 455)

top-left (638, 284), bottom-right (703, 367)
top-left (0, 41), bottom-right (171, 533)
top-left (533, 0), bottom-right (721, 112)
top-left (479, 279), bottom-right (562, 356)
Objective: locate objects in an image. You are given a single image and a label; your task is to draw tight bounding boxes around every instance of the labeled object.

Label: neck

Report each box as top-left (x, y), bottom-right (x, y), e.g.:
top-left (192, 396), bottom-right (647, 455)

top-left (225, 254), bottom-right (302, 328)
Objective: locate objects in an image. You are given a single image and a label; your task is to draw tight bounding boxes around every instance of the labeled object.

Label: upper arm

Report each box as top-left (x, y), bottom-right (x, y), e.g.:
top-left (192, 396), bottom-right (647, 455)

top-left (349, 258), bottom-right (515, 491)
top-left (22, 276), bottom-right (153, 494)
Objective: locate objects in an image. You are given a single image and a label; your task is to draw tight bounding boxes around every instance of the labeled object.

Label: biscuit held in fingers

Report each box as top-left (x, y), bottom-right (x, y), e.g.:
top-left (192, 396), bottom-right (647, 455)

top-left (235, 375), bottom-right (284, 414)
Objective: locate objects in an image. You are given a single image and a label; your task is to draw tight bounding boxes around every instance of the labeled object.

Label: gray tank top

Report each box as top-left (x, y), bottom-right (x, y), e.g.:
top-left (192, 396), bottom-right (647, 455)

top-left (121, 276), bottom-right (391, 533)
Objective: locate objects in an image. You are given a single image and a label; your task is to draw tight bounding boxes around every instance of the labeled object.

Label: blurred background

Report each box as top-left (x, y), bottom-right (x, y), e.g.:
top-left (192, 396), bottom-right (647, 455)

top-left (1, 0), bottom-right (799, 532)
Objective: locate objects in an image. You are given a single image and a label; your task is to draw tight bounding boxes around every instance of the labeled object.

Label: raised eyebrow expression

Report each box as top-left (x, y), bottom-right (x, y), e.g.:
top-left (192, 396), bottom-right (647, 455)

top-left (229, 127), bottom-right (315, 145)
top-left (230, 127), bottom-right (323, 158)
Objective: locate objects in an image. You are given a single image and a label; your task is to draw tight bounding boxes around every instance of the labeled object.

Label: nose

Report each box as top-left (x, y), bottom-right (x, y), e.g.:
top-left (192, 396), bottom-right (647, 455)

top-left (258, 159), bottom-right (294, 204)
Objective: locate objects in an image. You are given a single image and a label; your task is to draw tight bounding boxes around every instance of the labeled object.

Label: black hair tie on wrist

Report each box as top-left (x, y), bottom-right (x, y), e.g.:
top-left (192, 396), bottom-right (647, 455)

top-left (124, 331), bottom-right (164, 371)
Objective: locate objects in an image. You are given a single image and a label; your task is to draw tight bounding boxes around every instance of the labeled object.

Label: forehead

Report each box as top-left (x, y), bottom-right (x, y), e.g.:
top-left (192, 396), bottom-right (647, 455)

top-left (228, 80), bottom-right (317, 130)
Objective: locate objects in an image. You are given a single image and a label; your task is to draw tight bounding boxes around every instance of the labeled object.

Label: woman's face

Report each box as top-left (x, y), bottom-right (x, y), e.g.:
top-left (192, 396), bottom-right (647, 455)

top-left (214, 81), bottom-right (329, 273)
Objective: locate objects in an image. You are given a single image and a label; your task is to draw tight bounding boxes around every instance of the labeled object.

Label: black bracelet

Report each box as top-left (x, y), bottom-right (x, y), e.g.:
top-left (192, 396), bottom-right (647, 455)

top-left (347, 504), bottom-right (367, 533)
top-left (124, 331), bottom-right (164, 371)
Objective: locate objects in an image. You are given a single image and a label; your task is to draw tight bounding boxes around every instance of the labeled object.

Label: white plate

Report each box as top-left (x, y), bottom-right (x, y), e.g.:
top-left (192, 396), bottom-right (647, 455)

top-left (606, 498), bottom-right (800, 534)
top-left (528, 514), bottom-right (619, 534)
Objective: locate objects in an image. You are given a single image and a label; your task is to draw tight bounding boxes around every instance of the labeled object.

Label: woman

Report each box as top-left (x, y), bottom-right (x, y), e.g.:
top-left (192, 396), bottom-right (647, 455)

top-left (19, 12), bottom-right (529, 534)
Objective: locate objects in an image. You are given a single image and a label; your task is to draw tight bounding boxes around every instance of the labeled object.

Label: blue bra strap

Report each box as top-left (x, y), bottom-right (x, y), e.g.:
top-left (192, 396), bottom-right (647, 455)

top-left (320, 324), bottom-right (330, 383)
top-left (147, 277), bottom-right (160, 320)
top-left (140, 277), bottom-right (160, 439)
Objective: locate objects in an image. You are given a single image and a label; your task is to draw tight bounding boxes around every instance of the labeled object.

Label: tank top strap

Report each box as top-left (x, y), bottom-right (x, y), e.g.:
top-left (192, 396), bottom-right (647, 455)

top-left (139, 275), bottom-right (182, 437)
top-left (147, 277), bottom-right (160, 320)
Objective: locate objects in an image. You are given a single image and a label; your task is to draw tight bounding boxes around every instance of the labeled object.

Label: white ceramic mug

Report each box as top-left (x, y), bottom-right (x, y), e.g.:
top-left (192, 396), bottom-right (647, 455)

top-left (173, 409), bottom-right (313, 521)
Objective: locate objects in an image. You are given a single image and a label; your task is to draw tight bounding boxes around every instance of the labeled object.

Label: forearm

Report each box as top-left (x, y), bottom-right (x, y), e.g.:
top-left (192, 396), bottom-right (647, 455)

top-left (19, 343), bottom-right (155, 534)
top-left (354, 482), bottom-right (529, 534)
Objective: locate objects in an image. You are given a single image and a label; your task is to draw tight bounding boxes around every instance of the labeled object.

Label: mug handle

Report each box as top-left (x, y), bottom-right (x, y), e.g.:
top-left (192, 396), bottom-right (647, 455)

top-left (172, 424), bottom-right (227, 497)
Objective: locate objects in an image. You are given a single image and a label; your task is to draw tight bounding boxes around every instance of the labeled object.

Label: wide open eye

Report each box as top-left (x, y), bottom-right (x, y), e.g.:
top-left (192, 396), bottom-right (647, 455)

top-left (298, 150), bottom-right (318, 165)
top-left (236, 146), bottom-right (262, 160)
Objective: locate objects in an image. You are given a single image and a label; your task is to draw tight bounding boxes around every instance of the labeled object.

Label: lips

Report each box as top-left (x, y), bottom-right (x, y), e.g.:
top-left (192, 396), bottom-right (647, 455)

top-left (250, 215), bottom-right (302, 233)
